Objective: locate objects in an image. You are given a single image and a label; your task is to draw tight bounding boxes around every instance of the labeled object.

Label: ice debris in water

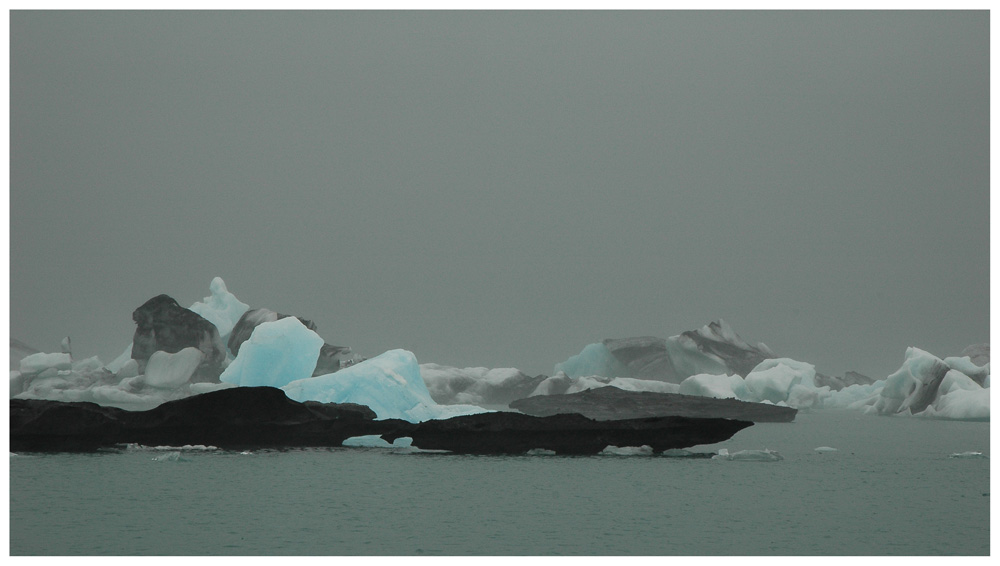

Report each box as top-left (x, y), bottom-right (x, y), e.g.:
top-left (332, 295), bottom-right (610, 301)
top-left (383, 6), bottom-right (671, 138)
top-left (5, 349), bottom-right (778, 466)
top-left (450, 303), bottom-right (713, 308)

top-left (600, 445), bottom-right (654, 456)
top-left (151, 451), bottom-right (182, 462)
top-left (713, 448), bottom-right (784, 462)
top-left (342, 435), bottom-right (414, 449)
top-left (814, 446), bottom-right (838, 452)
top-left (949, 451), bottom-right (988, 459)
top-left (123, 443), bottom-right (218, 451)
top-left (10, 278), bottom-right (989, 423)
top-left (525, 448), bottom-right (557, 456)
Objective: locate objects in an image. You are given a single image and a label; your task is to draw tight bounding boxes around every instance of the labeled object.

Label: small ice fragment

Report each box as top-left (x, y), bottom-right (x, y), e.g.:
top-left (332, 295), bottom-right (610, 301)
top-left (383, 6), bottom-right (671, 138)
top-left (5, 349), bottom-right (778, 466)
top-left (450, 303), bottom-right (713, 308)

top-left (949, 451), bottom-right (988, 459)
top-left (601, 445), bottom-right (653, 456)
top-left (814, 446), bottom-right (838, 452)
top-left (343, 435), bottom-right (393, 448)
top-left (714, 448), bottom-right (783, 461)
top-left (152, 451), bottom-right (181, 462)
top-left (526, 448), bottom-right (556, 456)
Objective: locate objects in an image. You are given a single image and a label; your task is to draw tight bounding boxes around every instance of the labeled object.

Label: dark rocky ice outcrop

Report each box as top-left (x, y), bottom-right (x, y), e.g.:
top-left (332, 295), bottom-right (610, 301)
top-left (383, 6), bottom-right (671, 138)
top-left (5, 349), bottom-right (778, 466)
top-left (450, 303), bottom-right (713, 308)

top-left (130, 294), bottom-right (228, 382)
top-left (10, 386), bottom-right (753, 455)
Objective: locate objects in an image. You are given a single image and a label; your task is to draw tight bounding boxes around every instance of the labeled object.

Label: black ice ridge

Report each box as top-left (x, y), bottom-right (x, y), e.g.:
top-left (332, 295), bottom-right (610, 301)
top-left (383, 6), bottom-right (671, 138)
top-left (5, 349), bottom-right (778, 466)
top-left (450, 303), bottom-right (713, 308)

top-left (10, 386), bottom-right (752, 455)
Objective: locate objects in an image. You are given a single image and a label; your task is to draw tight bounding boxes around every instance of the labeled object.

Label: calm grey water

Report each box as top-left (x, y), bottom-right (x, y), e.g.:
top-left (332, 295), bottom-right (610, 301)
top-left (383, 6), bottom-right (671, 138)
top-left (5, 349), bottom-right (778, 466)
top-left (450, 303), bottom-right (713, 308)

top-left (9, 410), bottom-right (990, 555)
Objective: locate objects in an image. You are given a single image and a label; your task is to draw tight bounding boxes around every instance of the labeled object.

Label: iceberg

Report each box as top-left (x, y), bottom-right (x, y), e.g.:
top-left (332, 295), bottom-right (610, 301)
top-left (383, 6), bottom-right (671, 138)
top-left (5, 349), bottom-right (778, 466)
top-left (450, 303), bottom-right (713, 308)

top-left (282, 349), bottom-right (488, 422)
top-left (742, 358), bottom-right (818, 406)
top-left (920, 387), bottom-right (989, 420)
top-left (220, 317), bottom-right (323, 388)
top-left (871, 348), bottom-right (954, 416)
top-left (553, 320), bottom-right (774, 384)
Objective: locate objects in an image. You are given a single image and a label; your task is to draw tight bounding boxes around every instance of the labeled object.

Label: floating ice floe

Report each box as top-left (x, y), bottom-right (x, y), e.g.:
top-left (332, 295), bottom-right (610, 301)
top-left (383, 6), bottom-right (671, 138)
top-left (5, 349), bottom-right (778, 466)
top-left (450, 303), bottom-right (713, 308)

top-left (713, 448), bottom-right (784, 462)
top-left (600, 445), bottom-right (654, 456)
top-left (151, 451), bottom-right (182, 462)
top-left (949, 451), bottom-right (988, 459)
top-left (343, 435), bottom-right (414, 448)
top-left (814, 446), bottom-right (838, 452)
top-left (525, 448), bottom-right (557, 456)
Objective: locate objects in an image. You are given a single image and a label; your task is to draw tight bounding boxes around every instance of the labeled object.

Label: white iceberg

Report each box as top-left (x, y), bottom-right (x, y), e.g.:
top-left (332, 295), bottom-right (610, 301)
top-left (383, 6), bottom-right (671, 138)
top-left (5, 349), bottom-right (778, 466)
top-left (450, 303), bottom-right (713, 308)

top-left (678, 373), bottom-right (746, 399)
top-left (742, 358), bottom-right (818, 406)
top-left (187, 276), bottom-right (250, 345)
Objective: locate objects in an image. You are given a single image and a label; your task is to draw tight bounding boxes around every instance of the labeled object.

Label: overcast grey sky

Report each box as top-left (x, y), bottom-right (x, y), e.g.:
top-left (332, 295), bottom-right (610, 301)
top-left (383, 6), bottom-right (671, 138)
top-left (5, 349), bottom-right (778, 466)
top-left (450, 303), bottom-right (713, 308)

top-left (8, 11), bottom-right (989, 380)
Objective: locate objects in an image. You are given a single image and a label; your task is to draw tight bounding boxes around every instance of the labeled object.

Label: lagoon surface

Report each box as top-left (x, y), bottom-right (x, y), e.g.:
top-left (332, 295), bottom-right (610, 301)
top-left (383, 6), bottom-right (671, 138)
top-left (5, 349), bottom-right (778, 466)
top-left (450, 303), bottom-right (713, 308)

top-left (9, 410), bottom-right (989, 555)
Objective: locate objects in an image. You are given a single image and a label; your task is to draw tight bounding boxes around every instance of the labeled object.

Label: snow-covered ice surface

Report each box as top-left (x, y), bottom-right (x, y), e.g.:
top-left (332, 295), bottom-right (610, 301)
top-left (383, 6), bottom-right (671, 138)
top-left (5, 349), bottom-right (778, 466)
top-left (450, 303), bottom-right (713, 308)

top-left (187, 277), bottom-right (250, 345)
top-left (18, 352), bottom-right (72, 374)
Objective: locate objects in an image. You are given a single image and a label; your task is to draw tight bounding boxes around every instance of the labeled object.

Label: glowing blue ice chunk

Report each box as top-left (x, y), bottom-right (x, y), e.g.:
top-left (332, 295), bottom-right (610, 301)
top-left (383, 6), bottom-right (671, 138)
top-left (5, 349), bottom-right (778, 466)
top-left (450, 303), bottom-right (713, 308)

top-left (219, 316), bottom-right (323, 388)
top-left (282, 349), bottom-right (487, 422)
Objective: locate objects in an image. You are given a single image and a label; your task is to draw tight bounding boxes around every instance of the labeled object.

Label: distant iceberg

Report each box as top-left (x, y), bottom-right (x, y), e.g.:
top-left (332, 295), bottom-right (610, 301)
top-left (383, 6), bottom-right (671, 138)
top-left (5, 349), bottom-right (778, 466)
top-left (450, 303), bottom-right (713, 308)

top-left (8, 278), bottom-right (989, 422)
